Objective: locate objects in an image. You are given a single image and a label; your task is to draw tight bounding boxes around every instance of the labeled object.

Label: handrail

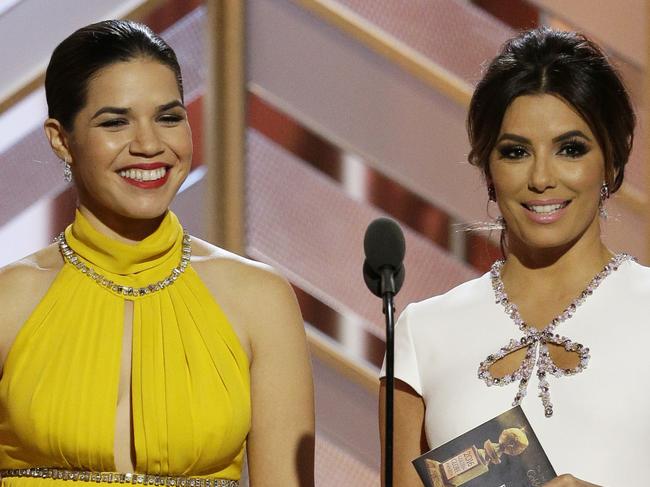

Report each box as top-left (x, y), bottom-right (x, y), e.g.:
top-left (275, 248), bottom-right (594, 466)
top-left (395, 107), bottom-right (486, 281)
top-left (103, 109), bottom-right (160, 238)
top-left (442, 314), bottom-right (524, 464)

top-left (293, 0), bottom-right (472, 107)
top-left (307, 326), bottom-right (379, 393)
top-left (0, 76), bottom-right (44, 116)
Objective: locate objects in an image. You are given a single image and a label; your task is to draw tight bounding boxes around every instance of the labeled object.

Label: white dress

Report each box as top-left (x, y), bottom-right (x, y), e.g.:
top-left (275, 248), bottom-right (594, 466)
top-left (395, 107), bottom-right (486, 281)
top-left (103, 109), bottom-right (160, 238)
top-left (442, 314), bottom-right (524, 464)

top-left (388, 258), bottom-right (650, 486)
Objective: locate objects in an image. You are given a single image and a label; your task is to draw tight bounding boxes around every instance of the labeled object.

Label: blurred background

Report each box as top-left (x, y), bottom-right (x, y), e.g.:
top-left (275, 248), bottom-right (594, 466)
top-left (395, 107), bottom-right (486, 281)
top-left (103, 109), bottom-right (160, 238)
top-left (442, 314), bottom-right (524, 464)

top-left (0, 0), bottom-right (648, 484)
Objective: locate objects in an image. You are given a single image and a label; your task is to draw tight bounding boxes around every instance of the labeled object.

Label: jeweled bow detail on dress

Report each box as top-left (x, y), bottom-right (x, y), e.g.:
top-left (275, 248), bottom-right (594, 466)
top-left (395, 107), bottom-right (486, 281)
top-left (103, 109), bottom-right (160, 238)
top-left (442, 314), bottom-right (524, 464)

top-left (478, 253), bottom-right (634, 417)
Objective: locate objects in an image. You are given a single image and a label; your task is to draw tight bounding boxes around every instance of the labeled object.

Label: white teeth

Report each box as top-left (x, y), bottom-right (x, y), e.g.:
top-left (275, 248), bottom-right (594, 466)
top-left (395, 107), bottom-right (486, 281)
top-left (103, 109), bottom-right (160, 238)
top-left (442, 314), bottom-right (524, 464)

top-left (118, 167), bottom-right (167, 182)
top-left (528, 203), bottom-right (565, 214)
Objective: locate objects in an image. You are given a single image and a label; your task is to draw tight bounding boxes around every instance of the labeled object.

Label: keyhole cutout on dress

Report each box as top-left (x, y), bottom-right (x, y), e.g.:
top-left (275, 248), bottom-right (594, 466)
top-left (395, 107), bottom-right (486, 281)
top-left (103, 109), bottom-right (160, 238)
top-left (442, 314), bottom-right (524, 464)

top-left (488, 347), bottom-right (528, 379)
top-left (488, 343), bottom-right (581, 379)
top-left (114, 299), bottom-right (136, 471)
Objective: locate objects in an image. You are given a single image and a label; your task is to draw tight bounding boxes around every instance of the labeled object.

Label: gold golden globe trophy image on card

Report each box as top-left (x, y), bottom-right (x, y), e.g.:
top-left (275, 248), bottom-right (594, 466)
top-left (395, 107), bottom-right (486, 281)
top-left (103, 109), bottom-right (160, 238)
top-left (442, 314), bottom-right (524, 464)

top-left (423, 428), bottom-right (529, 486)
top-left (413, 407), bottom-right (556, 487)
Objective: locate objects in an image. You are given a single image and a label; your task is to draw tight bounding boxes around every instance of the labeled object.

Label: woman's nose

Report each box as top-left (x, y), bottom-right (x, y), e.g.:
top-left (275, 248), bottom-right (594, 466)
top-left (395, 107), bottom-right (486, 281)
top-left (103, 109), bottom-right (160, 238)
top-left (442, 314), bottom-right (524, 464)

top-left (528, 155), bottom-right (556, 192)
top-left (129, 124), bottom-right (164, 156)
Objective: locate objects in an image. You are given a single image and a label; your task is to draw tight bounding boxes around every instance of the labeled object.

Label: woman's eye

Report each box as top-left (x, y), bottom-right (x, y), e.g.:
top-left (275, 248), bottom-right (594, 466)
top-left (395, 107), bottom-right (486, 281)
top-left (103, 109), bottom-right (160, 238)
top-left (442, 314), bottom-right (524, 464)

top-left (558, 140), bottom-right (588, 158)
top-left (98, 118), bottom-right (128, 128)
top-left (159, 114), bottom-right (184, 124)
top-left (498, 145), bottom-right (528, 160)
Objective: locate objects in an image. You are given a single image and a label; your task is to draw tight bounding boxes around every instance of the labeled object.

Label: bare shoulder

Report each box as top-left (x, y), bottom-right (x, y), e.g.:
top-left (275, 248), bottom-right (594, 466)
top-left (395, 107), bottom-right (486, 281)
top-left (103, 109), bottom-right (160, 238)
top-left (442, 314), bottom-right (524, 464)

top-left (0, 244), bottom-right (63, 361)
top-left (0, 244), bottom-right (62, 299)
top-left (190, 237), bottom-right (303, 357)
top-left (191, 237), bottom-right (294, 298)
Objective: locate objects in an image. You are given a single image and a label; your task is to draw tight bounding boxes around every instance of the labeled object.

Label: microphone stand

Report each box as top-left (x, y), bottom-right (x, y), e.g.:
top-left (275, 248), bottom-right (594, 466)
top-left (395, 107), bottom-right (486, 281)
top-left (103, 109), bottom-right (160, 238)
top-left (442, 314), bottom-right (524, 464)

top-left (381, 267), bottom-right (397, 487)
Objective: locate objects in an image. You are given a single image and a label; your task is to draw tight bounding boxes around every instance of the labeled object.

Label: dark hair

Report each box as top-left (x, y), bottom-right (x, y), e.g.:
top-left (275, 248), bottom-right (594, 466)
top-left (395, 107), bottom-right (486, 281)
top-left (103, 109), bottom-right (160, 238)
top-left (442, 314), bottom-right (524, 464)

top-left (45, 19), bottom-right (183, 131)
top-left (467, 27), bottom-right (635, 194)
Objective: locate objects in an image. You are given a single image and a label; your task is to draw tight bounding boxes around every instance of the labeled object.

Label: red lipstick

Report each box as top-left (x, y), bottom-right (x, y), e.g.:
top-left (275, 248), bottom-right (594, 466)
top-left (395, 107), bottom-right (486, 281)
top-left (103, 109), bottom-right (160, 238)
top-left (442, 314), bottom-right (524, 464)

top-left (118, 162), bottom-right (169, 170)
top-left (118, 164), bottom-right (170, 189)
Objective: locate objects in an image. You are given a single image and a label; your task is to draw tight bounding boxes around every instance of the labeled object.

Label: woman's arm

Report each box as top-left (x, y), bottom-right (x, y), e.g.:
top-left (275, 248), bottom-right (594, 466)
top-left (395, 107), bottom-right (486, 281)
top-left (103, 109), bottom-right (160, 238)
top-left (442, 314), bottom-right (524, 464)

top-left (190, 244), bottom-right (315, 486)
top-left (244, 269), bottom-right (315, 487)
top-left (379, 378), bottom-right (427, 487)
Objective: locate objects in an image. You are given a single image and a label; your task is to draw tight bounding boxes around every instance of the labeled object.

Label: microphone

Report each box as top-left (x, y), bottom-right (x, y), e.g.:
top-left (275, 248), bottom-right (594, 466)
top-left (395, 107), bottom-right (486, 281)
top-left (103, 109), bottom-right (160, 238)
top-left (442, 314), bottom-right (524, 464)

top-left (362, 217), bottom-right (406, 487)
top-left (363, 217), bottom-right (406, 297)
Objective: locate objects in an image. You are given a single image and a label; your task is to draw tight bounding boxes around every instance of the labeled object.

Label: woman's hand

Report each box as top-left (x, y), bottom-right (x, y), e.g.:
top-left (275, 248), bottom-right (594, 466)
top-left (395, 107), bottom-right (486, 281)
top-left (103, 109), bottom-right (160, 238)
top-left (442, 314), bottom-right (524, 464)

top-left (544, 474), bottom-right (601, 486)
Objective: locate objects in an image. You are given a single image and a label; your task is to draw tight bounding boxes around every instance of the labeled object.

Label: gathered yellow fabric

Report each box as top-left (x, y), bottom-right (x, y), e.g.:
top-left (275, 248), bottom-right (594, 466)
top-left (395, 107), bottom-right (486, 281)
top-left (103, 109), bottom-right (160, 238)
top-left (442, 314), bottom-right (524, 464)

top-left (0, 210), bottom-right (251, 486)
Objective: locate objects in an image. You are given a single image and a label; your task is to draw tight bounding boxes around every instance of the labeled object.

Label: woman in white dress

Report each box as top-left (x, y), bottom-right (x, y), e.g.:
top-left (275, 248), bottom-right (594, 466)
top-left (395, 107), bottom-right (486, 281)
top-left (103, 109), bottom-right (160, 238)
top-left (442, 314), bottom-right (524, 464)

top-left (382, 27), bottom-right (647, 486)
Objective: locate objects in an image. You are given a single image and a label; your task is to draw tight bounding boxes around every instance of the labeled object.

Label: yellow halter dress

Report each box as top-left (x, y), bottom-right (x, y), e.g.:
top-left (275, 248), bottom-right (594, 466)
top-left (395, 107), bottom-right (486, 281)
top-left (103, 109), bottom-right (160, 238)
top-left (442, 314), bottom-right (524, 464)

top-left (0, 210), bottom-right (250, 486)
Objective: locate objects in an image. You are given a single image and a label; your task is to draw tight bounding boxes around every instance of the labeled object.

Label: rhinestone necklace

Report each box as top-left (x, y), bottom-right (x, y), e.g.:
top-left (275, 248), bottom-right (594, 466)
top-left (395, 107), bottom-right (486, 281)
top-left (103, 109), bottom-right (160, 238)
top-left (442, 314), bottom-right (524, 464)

top-left (477, 253), bottom-right (633, 417)
top-left (57, 230), bottom-right (192, 297)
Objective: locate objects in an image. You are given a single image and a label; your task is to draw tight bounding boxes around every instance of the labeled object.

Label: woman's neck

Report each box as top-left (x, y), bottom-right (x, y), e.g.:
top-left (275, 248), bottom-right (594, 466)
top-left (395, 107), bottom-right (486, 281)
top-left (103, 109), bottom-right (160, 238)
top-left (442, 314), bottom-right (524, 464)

top-left (500, 224), bottom-right (613, 300)
top-left (78, 205), bottom-right (166, 244)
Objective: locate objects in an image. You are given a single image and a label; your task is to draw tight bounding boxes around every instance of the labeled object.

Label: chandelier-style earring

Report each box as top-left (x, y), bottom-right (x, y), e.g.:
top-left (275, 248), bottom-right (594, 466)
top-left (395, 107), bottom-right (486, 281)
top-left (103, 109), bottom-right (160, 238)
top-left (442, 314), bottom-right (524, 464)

top-left (63, 156), bottom-right (72, 183)
top-left (599, 181), bottom-right (609, 218)
top-left (484, 184), bottom-right (505, 230)
top-left (487, 184), bottom-right (497, 202)
top-left (494, 215), bottom-right (506, 230)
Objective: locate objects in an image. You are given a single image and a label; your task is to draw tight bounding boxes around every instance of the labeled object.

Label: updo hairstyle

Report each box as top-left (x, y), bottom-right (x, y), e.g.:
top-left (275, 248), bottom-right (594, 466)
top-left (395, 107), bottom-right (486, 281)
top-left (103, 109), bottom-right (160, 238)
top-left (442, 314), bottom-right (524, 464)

top-left (45, 19), bottom-right (183, 131)
top-left (467, 27), bottom-right (635, 194)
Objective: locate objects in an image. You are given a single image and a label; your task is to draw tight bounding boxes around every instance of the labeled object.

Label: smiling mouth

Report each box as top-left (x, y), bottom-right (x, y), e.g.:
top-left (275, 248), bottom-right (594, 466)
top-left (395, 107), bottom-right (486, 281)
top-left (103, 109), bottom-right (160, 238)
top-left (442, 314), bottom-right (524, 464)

top-left (118, 167), bottom-right (169, 182)
top-left (522, 201), bottom-right (571, 214)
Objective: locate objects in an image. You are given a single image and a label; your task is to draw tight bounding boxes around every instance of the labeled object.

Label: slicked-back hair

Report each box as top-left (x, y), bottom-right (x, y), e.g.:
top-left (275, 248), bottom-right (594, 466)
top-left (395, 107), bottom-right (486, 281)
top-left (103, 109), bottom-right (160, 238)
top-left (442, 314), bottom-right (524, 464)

top-left (45, 19), bottom-right (183, 131)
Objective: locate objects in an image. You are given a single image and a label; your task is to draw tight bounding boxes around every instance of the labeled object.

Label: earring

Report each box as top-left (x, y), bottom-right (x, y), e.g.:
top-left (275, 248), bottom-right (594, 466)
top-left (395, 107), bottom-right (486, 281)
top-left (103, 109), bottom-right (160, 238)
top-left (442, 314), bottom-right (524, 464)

top-left (487, 184), bottom-right (497, 202)
top-left (600, 181), bottom-right (610, 201)
top-left (63, 157), bottom-right (72, 183)
top-left (599, 181), bottom-right (609, 218)
top-left (494, 215), bottom-right (506, 230)
top-left (486, 184), bottom-right (504, 229)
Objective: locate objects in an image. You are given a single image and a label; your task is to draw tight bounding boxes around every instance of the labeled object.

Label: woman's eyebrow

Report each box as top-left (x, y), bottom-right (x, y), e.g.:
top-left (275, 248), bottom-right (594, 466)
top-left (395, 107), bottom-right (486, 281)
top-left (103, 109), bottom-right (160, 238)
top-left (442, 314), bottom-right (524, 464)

top-left (496, 130), bottom-right (592, 145)
top-left (91, 106), bottom-right (129, 119)
top-left (552, 130), bottom-right (592, 143)
top-left (496, 133), bottom-right (530, 144)
top-left (90, 100), bottom-right (186, 120)
top-left (157, 100), bottom-right (186, 112)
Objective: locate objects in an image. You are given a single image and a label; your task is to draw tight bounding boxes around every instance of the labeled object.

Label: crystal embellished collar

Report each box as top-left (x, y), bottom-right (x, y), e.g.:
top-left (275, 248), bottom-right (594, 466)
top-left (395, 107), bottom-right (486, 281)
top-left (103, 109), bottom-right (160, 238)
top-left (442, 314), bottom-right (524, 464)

top-left (57, 230), bottom-right (191, 297)
top-left (477, 253), bottom-right (634, 417)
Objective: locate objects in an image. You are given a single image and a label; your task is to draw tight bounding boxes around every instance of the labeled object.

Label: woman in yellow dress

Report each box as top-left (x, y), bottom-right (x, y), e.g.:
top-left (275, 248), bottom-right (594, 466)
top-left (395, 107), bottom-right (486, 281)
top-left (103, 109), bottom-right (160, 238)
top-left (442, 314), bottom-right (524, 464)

top-left (0, 20), bottom-right (314, 487)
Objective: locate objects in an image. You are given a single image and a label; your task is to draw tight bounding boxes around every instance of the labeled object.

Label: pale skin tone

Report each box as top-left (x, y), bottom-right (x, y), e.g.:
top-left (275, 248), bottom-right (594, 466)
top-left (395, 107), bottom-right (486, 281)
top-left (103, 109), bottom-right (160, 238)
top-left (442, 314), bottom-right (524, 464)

top-left (0, 58), bottom-right (314, 486)
top-left (382, 94), bottom-right (610, 486)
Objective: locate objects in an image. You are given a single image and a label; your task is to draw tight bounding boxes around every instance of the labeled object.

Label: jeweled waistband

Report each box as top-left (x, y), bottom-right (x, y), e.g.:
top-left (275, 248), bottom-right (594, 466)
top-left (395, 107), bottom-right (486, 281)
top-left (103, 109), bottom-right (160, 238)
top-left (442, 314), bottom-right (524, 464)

top-left (0, 469), bottom-right (238, 487)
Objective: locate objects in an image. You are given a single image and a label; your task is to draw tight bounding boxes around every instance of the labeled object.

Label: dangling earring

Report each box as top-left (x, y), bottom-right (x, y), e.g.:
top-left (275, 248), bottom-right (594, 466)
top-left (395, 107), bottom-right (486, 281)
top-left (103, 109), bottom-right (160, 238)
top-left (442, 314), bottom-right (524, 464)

top-left (487, 184), bottom-right (497, 202)
top-left (599, 181), bottom-right (609, 218)
top-left (486, 184), bottom-right (505, 229)
top-left (63, 157), bottom-right (72, 183)
top-left (494, 215), bottom-right (506, 230)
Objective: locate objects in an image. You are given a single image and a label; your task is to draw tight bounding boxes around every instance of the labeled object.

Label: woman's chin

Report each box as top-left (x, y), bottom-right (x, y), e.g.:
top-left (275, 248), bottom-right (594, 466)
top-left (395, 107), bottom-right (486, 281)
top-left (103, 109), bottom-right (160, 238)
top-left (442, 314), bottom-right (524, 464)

top-left (510, 232), bottom-right (589, 259)
top-left (82, 204), bottom-right (170, 225)
top-left (119, 207), bottom-right (170, 222)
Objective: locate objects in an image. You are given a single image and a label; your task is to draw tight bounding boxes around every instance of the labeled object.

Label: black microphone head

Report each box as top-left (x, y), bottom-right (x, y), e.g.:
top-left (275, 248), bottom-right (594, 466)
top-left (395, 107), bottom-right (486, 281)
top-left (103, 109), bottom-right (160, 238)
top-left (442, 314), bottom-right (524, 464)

top-left (363, 260), bottom-right (405, 297)
top-left (363, 217), bottom-right (406, 274)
